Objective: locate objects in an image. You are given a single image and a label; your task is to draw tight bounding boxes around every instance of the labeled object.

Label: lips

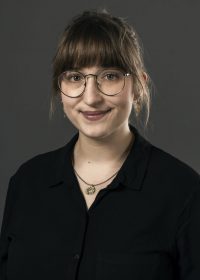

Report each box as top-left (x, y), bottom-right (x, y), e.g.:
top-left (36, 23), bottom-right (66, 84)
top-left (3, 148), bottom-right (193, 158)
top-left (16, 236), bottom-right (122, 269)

top-left (82, 109), bottom-right (111, 115)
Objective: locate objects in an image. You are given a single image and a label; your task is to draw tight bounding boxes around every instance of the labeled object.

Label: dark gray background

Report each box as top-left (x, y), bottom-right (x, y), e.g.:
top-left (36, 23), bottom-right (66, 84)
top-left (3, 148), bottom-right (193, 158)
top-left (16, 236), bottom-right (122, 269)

top-left (0, 0), bottom-right (200, 228)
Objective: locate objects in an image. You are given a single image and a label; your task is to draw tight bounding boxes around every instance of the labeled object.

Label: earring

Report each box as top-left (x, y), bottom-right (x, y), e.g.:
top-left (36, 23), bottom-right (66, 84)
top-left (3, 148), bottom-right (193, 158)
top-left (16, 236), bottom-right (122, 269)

top-left (133, 98), bottom-right (141, 115)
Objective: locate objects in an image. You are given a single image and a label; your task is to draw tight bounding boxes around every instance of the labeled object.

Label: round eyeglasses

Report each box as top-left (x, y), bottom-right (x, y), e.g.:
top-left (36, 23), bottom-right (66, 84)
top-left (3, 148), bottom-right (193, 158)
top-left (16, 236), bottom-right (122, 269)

top-left (58, 69), bottom-right (131, 98)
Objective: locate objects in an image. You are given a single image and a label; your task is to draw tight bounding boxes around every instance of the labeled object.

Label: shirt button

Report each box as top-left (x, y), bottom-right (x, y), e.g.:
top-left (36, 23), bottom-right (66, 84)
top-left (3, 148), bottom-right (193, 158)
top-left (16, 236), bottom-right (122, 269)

top-left (73, 254), bottom-right (80, 260)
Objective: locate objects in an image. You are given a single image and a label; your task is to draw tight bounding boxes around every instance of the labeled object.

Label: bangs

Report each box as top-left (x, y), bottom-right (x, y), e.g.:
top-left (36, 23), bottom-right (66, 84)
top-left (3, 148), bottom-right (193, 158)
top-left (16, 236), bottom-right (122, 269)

top-left (60, 19), bottom-right (129, 72)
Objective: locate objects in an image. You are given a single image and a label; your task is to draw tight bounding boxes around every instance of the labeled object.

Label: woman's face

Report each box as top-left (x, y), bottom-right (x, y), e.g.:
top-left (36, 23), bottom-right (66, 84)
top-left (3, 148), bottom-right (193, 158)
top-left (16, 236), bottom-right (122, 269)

top-left (60, 66), bottom-right (135, 140)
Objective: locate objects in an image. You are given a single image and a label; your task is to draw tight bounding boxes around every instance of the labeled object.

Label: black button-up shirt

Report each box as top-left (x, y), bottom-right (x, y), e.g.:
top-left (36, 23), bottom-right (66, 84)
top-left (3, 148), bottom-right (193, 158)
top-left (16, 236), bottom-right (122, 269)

top-left (0, 124), bottom-right (200, 280)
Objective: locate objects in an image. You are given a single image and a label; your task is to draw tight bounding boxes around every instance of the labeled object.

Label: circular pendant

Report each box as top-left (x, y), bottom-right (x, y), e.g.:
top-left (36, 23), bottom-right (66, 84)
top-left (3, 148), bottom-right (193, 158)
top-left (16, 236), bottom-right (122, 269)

top-left (86, 185), bottom-right (96, 195)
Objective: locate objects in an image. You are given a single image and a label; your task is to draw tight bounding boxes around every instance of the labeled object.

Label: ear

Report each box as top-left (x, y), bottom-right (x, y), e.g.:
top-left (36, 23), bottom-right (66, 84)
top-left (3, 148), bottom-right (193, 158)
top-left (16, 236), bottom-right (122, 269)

top-left (133, 71), bottom-right (148, 95)
top-left (59, 92), bottom-right (63, 103)
top-left (142, 71), bottom-right (148, 82)
top-left (132, 71), bottom-right (148, 102)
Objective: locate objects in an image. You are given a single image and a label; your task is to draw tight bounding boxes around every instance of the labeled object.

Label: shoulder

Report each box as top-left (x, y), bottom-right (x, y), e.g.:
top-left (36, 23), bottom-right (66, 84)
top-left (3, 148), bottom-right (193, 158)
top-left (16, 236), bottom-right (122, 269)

top-left (10, 131), bottom-right (79, 188)
top-left (16, 146), bottom-right (65, 175)
top-left (10, 144), bottom-right (70, 190)
top-left (4, 145), bottom-right (69, 211)
top-left (149, 144), bottom-right (200, 192)
top-left (140, 142), bottom-right (200, 222)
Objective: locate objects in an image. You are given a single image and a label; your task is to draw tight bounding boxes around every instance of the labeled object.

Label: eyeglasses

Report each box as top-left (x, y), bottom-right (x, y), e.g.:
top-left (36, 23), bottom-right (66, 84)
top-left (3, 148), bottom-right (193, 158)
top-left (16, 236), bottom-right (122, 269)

top-left (58, 69), bottom-right (131, 98)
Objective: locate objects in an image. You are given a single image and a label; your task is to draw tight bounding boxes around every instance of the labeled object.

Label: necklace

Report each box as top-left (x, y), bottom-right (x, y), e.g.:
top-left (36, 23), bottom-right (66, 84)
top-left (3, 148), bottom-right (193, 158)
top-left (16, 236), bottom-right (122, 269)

top-left (72, 133), bottom-right (135, 195)
top-left (73, 168), bottom-right (120, 195)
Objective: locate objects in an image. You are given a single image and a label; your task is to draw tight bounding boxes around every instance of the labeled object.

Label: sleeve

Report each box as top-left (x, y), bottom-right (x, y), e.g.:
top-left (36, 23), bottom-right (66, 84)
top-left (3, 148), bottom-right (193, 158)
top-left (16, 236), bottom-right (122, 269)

top-left (0, 176), bottom-right (17, 279)
top-left (175, 181), bottom-right (200, 279)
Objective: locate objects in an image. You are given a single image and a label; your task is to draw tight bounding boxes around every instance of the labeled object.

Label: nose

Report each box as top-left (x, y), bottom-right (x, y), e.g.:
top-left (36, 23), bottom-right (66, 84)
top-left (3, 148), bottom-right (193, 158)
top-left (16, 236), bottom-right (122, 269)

top-left (83, 75), bottom-right (103, 105)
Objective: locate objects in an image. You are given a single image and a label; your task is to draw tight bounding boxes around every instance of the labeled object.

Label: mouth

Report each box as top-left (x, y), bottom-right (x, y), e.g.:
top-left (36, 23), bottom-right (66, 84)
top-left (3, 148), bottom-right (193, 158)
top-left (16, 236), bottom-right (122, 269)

top-left (81, 109), bottom-right (112, 115)
top-left (81, 109), bottom-right (112, 121)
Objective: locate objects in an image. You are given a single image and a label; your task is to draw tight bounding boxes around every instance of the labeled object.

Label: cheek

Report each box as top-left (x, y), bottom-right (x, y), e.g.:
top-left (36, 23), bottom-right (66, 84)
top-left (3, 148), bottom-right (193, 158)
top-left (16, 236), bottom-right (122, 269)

top-left (61, 98), bottom-right (78, 119)
top-left (119, 94), bottom-right (134, 118)
top-left (114, 90), bottom-right (133, 112)
top-left (61, 95), bottom-right (76, 110)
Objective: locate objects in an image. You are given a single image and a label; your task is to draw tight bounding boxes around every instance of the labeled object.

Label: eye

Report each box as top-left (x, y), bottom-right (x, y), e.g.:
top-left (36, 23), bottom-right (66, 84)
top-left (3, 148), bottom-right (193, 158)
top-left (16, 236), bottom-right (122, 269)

top-left (63, 72), bottom-right (84, 82)
top-left (101, 71), bottom-right (122, 81)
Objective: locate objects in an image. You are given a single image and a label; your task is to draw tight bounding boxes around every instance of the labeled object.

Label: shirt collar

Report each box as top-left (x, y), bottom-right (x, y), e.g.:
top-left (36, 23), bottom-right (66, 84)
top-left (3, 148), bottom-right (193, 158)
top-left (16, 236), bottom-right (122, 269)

top-left (47, 124), bottom-right (152, 191)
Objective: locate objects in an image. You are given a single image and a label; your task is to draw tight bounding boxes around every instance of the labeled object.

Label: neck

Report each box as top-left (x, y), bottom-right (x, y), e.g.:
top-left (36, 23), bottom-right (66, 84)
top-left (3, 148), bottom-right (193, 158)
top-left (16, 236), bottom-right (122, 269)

top-left (73, 124), bottom-right (135, 167)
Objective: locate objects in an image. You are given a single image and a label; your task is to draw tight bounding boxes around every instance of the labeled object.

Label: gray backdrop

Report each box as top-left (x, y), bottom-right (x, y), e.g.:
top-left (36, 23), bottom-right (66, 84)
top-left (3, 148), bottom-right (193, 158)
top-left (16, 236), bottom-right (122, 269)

top-left (0, 0), bottom-right (200, 229)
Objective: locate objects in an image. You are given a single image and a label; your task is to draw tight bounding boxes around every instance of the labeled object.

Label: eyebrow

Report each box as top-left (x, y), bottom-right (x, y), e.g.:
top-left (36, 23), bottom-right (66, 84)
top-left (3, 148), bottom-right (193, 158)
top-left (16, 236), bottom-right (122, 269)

top-left (71, 66), bottom-right (104, 73)
top-left (67, 66), bottom-right (124, 73)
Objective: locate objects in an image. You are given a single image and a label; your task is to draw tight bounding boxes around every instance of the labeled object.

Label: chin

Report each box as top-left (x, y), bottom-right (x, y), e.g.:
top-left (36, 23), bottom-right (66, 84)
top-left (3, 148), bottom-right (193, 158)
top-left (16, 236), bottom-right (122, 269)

top-left (78, 125), bottom-right (111, 140)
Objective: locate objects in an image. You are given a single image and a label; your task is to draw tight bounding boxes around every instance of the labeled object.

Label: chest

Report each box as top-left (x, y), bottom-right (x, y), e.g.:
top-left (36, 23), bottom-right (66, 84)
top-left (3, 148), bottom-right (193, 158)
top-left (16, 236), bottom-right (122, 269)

top-left (8, 177), bottom-right (180, 280)
top-left (76, 178), bottom-right (109, 210)
top-left (73, 164), bottom-right (119, 210)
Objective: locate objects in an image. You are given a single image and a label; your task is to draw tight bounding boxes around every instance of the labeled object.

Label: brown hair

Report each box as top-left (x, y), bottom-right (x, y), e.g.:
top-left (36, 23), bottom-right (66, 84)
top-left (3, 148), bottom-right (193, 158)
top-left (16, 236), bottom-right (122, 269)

top-left (50, 9), bottom-right (152, 128)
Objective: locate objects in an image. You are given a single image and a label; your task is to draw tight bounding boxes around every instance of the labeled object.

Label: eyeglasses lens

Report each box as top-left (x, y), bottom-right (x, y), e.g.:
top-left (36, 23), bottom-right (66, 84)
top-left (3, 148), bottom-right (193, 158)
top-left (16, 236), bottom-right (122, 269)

top-left (58, 69), bottom-right (125, 97)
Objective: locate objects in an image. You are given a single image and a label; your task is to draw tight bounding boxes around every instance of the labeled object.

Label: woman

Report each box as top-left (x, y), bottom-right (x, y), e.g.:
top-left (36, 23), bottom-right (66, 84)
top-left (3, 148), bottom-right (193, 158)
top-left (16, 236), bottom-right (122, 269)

top-left (0, 9), bottom-right (199, 280)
